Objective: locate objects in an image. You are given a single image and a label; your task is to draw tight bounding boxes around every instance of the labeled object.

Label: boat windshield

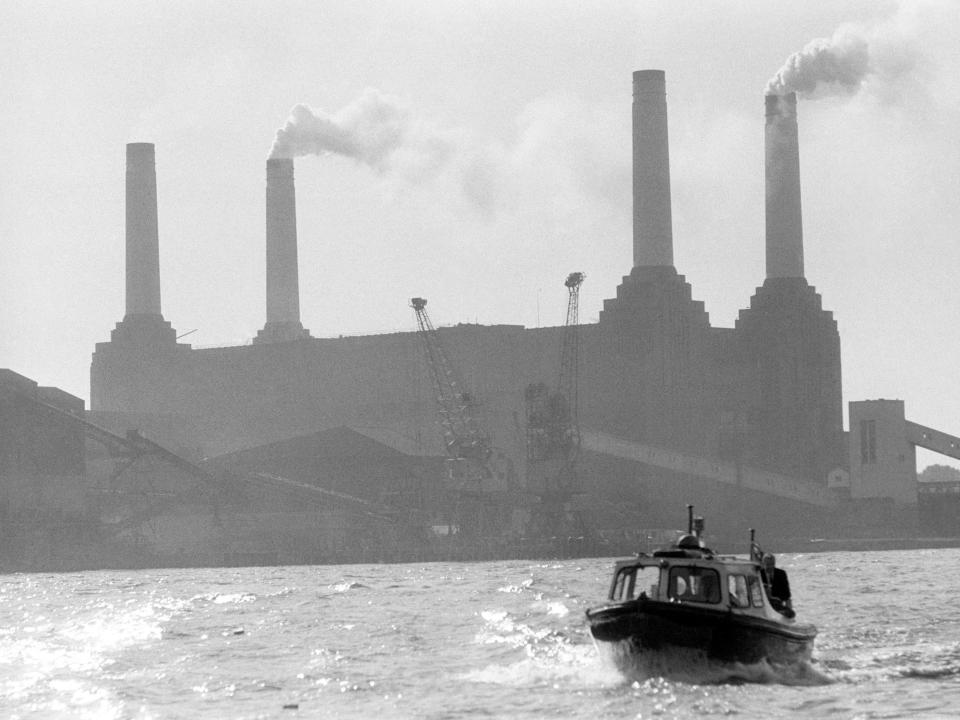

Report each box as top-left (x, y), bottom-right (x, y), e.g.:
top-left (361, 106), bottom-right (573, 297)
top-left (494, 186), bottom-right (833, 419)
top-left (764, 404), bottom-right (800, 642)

top-left (667, 566), bottom-right (721, 604)
top-left (610, 565), bottom-right (658, 601)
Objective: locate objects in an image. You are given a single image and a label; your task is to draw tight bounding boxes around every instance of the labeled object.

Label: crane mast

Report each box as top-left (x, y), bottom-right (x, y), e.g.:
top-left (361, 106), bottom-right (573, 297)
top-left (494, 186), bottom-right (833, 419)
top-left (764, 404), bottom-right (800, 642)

top-left (524, 272), bottom-right (585, 477)
top-left (410, 297), bottom-right (518, 550)
top-left (558, 271), bottom-right (585, 469)
top-left (522, 272), bottom-right (588, 545)
top-left (410, 298), bottom-right (492, 471)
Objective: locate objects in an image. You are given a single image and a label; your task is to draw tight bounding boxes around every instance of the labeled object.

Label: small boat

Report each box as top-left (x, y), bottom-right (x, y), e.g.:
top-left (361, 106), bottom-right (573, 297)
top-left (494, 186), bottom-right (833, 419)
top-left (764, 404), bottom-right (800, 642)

top-left (585, 507), bottom-right (816, 675)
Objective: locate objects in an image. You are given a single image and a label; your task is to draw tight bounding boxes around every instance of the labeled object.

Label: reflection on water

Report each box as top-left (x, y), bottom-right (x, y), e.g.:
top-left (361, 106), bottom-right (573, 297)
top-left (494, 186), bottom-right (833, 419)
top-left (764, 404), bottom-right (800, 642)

top-left (1, 551), bottom-right (960, 718)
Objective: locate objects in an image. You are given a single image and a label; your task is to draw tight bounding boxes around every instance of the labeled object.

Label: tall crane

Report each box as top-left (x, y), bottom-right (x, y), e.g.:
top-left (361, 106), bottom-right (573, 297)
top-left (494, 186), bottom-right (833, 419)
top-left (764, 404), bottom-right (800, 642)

top-left (557, 270), bottom-right (585, 474)
top-left (523, 272), bottom-right (588, 546)
top-left (410, 297), bottom-right (517, 550)
top-left (410, 297), bottom-right (492, 476)
top-left (525, 272), bottom-right (585, 481)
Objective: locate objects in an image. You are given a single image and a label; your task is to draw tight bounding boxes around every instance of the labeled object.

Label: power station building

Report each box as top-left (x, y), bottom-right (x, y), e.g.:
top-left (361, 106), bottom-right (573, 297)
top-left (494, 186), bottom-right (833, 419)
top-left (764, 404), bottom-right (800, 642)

top-left (94, 70), bottom-right (960, 551)
top-left (90, 71), bottom-right (846, 506)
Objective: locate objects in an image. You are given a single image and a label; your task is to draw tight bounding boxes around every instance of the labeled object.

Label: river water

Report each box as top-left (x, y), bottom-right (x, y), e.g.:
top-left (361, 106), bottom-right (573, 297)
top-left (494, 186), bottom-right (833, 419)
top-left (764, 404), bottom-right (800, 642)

top-left (2, 548), bottom-right (959, 719)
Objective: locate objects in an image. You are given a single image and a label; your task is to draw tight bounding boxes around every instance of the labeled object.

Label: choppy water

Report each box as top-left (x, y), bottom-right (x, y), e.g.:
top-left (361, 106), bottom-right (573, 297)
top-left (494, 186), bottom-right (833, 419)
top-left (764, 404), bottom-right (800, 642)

top-left (3, 549), bottom-right (960, 719)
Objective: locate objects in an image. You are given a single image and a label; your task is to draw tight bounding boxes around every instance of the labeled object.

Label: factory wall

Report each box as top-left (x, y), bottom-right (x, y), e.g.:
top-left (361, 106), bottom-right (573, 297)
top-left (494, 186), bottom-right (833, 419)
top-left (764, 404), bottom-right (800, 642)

top-left (90, 286), bottom-right (840, 493)
top-left (577, 448), bottom-right (839, 549)
top-left (918, 481), bottom-right (960, 536)
top-left (0, 370), bottom-right (86, 516)
top-left (849, 399), bottom-right (918, 505)
top-left (92, 322), bottom-right (578, 460)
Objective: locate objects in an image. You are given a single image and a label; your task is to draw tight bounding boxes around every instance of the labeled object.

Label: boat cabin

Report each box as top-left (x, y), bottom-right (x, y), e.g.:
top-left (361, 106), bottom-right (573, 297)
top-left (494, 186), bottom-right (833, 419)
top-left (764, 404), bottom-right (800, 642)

top-left (607, 551), bottom-right (774, 618)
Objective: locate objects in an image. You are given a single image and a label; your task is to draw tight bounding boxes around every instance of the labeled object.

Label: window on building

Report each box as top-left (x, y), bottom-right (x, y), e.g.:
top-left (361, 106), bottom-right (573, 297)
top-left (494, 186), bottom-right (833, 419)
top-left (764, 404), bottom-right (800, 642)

top-left (860, 419), bottom-right (877, 464)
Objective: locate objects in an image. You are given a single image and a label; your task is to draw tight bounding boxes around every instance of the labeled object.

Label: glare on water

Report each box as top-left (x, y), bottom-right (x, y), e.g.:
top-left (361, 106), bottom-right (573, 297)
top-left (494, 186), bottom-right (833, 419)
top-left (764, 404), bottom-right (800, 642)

top-left (2, 550), bottom-right (960, 719)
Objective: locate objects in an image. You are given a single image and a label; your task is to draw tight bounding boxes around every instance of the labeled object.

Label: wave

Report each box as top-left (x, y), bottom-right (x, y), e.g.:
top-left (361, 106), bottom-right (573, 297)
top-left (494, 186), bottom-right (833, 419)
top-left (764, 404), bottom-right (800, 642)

top-left (600, 643), bottom-right (833, 686)
top-left (899, 666), bottom-right (960, 679)
top-left (189, 591), bottom-right (257, 605)
top-left (458, 644), bottom-right (622, 690)
top-left (824, 642), bottom-right (960, 684)
top-left (331, 581), bottom-right (368, 593)
top-left (497, 577), bottom-right (536, 594)
top-left (475, 609), bottom-right (558, 649)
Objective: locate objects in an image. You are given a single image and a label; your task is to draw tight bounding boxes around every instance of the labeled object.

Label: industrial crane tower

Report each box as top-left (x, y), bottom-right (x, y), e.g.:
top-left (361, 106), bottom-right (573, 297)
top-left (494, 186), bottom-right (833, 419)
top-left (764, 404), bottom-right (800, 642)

top-left (410, 297), bottom-right (492, 476)
top-left (522, 272), bottom-right (590, 549)
top-left (410, 297), bottom-right (518, 551)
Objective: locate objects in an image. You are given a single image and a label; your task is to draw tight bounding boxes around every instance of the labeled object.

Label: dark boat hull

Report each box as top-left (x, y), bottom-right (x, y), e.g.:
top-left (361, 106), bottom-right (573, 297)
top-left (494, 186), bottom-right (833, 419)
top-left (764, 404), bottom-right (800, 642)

top-left (587, 599), bottom-right (816, 667)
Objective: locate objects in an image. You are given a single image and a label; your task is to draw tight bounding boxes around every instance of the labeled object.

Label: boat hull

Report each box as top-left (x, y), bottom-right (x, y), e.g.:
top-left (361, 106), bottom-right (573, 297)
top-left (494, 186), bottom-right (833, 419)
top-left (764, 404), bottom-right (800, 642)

top-left (587, 599), bottom-right (816, 668)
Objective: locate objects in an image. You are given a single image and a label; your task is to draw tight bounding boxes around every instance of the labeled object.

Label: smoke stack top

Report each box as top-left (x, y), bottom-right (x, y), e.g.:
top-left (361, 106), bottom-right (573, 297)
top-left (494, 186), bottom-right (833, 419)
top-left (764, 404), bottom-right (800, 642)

top-left (765, 92), bottom-right (797, 119)
top-left (266, 156), bottom-right (294, 178)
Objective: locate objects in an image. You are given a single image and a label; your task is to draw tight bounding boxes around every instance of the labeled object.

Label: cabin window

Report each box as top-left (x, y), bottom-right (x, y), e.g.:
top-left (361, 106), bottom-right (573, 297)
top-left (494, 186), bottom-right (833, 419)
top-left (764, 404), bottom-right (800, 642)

top-left (611, 566), bottom-right (657, 601)
top-left (611, 568), bottom-right (635, 601)
top-left (727, 574), bottom-right (764, 607)
top-left (748, 575), bottom-right (764, 607)
top-left (728, 574), bottom-right (750, 607)
top-left (668, 567), bottom-right (720, 604)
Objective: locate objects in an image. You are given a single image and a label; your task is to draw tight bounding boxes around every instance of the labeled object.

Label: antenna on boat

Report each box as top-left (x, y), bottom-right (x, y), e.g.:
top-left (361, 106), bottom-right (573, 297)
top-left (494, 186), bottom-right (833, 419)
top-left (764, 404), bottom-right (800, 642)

top-left (687, 505), bottom-right (693, 534)
top-left (749, 528), bottom-right (763, 562)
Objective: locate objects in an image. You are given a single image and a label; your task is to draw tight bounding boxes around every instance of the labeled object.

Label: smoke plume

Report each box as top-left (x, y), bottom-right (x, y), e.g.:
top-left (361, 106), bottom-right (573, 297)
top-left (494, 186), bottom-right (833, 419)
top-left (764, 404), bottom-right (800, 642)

top-left (269, 88), bottom-right (435, 166)
top-left (766, 18), bottom-right (920, 97)
top-left (267, 88), bottom-right (629, 223)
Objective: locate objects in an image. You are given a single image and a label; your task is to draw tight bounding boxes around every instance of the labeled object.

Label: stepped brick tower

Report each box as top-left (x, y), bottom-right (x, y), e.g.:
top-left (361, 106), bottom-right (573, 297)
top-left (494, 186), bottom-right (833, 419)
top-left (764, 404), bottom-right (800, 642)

top-left (596, 71), bottom-right (715, 453)
top-left (91, 144), bottom-right (192, 413)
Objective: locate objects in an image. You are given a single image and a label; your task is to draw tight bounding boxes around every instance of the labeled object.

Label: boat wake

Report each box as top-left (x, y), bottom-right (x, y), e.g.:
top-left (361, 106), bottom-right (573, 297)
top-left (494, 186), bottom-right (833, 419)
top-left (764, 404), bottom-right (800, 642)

top-left (818, 641), bottom-right (960, 684)
top-left (602, 644), bottom-right (832, 686)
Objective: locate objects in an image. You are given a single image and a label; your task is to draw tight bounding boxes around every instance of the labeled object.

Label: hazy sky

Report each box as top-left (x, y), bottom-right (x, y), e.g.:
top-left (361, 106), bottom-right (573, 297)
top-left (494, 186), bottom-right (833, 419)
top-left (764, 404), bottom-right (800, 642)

top-left (1, 1), bottom-right (958, 469)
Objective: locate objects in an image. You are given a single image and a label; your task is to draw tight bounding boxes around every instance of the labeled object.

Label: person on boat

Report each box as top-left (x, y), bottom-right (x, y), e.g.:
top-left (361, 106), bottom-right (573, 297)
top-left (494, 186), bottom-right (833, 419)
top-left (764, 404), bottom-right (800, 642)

top-left (762, 553), bottom-right (794, 618)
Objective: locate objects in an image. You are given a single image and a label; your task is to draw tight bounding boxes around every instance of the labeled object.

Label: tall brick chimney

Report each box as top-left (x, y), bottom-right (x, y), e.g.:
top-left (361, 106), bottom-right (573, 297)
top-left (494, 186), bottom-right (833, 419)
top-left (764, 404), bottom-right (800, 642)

top-left (764, 92), bottom-right (804, 279)
top-left (256, 158), bottom-right (309, 343)
top-left (632, 69), bottom-right (674, 269)
top-left (125, 143), bottom-right (162, 318)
